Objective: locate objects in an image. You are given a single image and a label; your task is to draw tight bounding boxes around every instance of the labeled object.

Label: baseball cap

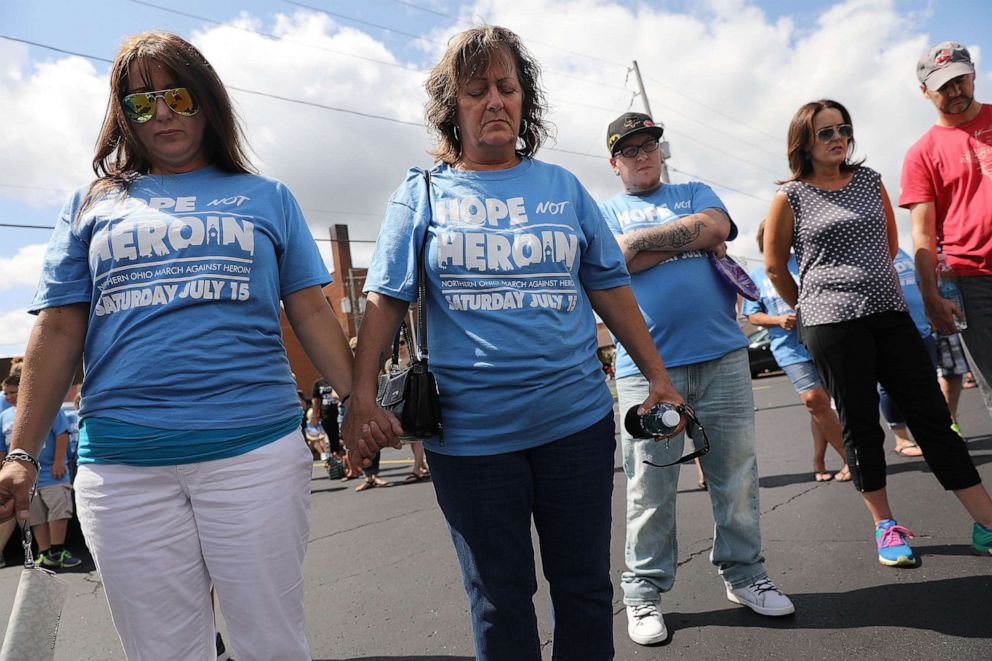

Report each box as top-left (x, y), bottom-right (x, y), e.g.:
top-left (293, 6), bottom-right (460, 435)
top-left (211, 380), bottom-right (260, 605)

top-left (917, 41), bottom-right (975, 90)
top-left (607, 112), bottom-right (664, 154)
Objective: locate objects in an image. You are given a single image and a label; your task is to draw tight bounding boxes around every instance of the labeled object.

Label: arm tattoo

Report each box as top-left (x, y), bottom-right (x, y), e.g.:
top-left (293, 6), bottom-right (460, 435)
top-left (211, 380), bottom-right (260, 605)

top-left (627, 218), bottom-right (705, 252)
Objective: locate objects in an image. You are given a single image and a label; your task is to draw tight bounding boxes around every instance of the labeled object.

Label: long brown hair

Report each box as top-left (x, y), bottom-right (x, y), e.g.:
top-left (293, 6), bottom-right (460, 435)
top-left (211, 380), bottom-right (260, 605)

top-left (780, 99), bottom-right (863, 183)
top-left (424, 26), bottom-right (553, 164)
top-left (84, 31), bottom-right (254, 209)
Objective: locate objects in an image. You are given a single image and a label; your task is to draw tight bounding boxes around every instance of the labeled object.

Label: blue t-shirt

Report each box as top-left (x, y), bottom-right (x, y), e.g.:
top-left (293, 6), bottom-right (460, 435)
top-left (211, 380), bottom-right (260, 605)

top-left (892, 248), bottom-right (931, 339)
top-left (0, 395), bottom-right (10, 414)
top-left (598, 182), bottom-right (746, 376)
top-left (742, 255), bottom-right (811, 368)
top-left (365, 159), bottom-right (628, 455)
top-left (0, 408), bottom-right (71, 488)
top-left (30, 166), bottom-right (330, 464)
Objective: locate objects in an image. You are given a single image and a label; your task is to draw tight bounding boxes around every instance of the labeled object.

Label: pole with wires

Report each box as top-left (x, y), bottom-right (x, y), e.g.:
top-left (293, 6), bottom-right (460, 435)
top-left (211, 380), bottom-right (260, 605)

top-left (632, 60), bottom-right (671, 184)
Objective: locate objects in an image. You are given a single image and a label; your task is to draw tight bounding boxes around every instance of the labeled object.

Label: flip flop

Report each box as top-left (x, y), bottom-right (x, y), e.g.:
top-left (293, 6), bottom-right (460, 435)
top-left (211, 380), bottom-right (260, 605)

top-left (893, 444), bottom-right (923, 458)
top-left (814, 471), bottom-right (834, 482)
top-left (834, 466), bottom-right (852, 482)
top-left (403, 472), bottom-right (430, 484)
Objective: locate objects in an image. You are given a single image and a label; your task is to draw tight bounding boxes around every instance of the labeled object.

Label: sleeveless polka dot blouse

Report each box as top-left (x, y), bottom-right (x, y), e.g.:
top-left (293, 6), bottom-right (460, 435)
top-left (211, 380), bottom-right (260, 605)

top-left (782, 166), bottom-right (906, 326)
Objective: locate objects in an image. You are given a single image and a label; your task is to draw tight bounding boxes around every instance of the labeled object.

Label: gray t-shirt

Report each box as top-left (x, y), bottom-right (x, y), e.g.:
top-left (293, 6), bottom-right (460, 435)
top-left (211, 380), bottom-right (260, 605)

top-left (783, 166), bottom-right (906, 326)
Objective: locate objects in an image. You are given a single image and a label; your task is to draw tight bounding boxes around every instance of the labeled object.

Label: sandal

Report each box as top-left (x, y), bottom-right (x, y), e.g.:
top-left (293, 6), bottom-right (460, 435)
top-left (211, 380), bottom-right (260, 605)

top-left (355, 476), bottom-right (387, 492)
top-left (403, 472), bottom-right (430, 484)
top-left (834, 466), bottom-right (852, 482)
top-left (814, 471), bottom-right (834, 482)
top-left (893, 444), bottom-right (923, 458)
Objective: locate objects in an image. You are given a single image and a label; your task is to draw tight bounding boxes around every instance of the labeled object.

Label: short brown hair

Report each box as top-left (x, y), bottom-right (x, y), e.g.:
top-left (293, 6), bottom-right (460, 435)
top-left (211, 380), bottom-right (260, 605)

top-left (780, 99), bottom-right (863, 183)
top-left (85, 31), bottom-right (254, 208)
top-left (424, 26), bottom-right (552, 164)
top-left (2, 374), bottom-right (19, 388)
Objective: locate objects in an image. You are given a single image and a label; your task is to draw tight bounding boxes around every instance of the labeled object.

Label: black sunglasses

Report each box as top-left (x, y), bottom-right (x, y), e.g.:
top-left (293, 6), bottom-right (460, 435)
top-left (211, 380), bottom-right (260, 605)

top-left (614, 139), bottom-right (661, 159)
top-left (642, 403), bottom-right (711, 468)
top-left (815, 124), bottom-right (853, 142)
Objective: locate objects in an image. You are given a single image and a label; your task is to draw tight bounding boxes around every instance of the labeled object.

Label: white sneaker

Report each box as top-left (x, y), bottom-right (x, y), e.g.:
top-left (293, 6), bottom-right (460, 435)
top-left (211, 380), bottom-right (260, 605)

top-left (626, 603), bottom-right (668, 645)
top-left (726, 578), bottom-right (795, 616)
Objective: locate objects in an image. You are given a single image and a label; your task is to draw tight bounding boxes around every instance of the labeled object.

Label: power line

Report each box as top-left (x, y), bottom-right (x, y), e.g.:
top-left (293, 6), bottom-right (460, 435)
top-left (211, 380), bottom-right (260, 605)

top-left (128, 0), bottom-right (423, 74)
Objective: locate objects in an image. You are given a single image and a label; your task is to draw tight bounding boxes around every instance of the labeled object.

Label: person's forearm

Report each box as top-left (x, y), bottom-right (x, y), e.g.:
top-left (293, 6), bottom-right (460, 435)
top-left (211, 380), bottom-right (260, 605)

top-left (627, 250), bottom-right (677, 273)
top-left (284, 286), bottom-right (354, 399)
top-left (747, 312), bottom-right (779, 328)
top-left (620, 210), bottom-right (731, 261)
top-left (12, 305), bottom-right (87, 457)
top-left (588, 286), bottom-right (668, 381)
top-left (53, 434), bottom-right (68, 465)
top-left (351, 293), bottom-right (409, 405)
top-left (911, 212), bottom-right (940, 300)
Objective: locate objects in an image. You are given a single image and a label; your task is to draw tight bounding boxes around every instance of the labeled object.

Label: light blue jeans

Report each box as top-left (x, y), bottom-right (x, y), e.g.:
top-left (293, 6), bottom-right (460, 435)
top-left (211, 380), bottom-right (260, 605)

top-left (617, 348), bottom-right (766, 605)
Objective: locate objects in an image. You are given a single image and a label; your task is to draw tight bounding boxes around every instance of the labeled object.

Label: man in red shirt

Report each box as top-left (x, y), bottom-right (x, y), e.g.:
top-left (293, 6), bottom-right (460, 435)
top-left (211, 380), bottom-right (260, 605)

top-left (900, 41), bottom-right (992, 419)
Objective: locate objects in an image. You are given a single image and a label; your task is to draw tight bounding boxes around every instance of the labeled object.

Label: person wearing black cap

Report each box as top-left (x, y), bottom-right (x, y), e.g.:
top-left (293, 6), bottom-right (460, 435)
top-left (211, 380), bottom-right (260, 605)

top-left (599, 111), bottom-right (794, 646)
top-left (900, 41), bottom-right (992, 425)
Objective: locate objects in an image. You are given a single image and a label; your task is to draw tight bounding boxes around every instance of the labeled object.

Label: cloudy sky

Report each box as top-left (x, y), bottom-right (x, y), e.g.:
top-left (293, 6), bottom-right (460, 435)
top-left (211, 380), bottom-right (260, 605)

top-left (0, 0), bottom-right (989, 355)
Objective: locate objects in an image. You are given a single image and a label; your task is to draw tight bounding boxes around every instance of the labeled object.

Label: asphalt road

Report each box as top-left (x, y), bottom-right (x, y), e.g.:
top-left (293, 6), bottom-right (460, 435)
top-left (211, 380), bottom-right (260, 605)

top-left (2, 372), bottom-right (991, 660)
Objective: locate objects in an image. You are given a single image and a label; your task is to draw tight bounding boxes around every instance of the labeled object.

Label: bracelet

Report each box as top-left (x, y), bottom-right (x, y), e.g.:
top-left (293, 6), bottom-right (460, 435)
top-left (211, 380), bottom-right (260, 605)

top-left (2, 449), bottom-right (40, 473)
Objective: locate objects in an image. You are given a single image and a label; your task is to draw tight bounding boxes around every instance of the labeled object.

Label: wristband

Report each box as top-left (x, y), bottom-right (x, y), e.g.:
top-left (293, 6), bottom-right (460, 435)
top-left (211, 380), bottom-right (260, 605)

top-left (2, 449), bottom-right (40, 474)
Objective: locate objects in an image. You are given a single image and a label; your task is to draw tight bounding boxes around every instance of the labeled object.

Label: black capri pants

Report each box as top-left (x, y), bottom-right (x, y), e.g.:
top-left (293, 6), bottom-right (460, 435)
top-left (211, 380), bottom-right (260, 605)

top-left (802, 310), bottom-right (980, 493)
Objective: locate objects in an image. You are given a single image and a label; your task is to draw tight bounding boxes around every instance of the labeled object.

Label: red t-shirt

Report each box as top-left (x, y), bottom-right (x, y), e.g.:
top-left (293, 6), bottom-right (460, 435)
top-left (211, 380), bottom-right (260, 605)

top-left (899, 103), bottom-right (992, 276)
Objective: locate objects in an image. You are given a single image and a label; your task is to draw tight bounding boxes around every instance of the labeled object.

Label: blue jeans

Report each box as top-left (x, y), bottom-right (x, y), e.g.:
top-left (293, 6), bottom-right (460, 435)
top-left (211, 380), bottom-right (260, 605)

top-left (427, 413), bottom-right (616, 661)
top-left (617, 348), bottom-right (765, 605)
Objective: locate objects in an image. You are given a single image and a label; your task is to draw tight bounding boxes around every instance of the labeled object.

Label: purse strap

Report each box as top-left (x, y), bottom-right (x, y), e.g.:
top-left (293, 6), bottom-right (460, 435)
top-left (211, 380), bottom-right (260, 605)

top-left (416, 169), bottom-right (432, 361)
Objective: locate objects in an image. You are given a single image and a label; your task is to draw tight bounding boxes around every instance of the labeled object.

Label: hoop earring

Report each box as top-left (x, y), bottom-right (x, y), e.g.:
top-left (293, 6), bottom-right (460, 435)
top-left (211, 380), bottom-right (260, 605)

top-left (453, 125), bottom-right (460, 142)
top-left (519, 118), bottom-right (529, 137)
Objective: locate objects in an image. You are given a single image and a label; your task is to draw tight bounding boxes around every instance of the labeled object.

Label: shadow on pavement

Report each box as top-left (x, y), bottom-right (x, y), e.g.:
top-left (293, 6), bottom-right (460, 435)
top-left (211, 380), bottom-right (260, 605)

top-left (664, 575), bottom-right (992, 639)
top-left (319, 657), bottom-right (474, 660)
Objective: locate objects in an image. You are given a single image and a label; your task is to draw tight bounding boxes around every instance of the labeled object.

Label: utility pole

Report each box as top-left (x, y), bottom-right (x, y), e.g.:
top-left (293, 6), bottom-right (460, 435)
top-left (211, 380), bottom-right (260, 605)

top-left (632, 60), bottom-right (671, 184)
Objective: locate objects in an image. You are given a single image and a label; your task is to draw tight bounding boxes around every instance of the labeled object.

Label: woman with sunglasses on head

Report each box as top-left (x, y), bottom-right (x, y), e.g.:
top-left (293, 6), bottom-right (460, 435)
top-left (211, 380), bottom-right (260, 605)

top-left (0, 31), bottom-right (353, 659)
top-left (344, 25), bottom-right (682, 660)
top-left (763, 99), bottom-right (992, 567)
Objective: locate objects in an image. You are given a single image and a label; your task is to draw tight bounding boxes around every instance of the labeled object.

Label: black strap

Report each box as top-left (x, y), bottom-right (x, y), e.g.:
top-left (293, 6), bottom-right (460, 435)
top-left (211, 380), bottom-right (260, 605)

top-left (417, 170), bottom-right (431, 360)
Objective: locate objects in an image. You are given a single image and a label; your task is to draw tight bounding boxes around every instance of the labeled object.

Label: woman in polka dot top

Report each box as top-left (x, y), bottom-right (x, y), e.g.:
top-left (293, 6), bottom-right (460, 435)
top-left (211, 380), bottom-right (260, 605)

top-left (762, 99), bottom-right (992, 567)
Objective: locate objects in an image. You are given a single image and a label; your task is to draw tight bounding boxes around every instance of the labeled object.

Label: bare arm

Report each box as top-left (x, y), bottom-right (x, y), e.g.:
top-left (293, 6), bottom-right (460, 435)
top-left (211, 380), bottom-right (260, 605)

top-left (587, 286), bottom-right (684, 431)
top-left (764, 192), bottom-right (799, 309)
top-left (283, 285), bottom-right (355, 399)
top-left (51, 432), bottom-right (68, 480)
top-left (341, 292), bottom-right (408, 466)
top-left (909, 201), bottom-right (962, 334)
top-left (747, 311), bottom-right (795, 331)
top-left (0, 304), bottom-right (87, 522)
top-left (881, 183), bottom-right (899, 259)
top-left (617, 208), bottom-right (732, 264)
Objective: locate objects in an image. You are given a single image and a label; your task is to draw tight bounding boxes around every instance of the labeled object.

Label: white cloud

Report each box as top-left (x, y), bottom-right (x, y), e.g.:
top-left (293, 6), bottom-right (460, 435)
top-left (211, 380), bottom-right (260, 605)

top-left (0, 309), bottom-right (36, 358)
top-left (0, 244), bottom-right (46, 291)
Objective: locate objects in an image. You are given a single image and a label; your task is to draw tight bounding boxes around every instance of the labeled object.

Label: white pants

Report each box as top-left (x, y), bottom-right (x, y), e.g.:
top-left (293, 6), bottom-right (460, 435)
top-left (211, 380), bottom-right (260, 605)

top-left (75, 431), bottom-right (313, 661)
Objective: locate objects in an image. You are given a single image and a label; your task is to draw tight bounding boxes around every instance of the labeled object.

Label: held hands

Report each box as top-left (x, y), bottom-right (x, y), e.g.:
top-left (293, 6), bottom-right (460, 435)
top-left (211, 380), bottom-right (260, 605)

top-left (925, 294), bottom-right (964, 336)
top-left (638, 373), bottom-right (688, 441)
top-left (0, 461), bottom-right (37, 523)
top-left (342, 396), bottom-right (405, 469)
top-left (778, 313), bottom-right (797, 331)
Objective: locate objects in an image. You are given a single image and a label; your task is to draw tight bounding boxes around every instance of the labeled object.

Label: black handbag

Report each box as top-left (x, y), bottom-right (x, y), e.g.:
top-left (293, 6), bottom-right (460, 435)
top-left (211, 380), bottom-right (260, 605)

top-left (374, 170), bottom-right (444, 441)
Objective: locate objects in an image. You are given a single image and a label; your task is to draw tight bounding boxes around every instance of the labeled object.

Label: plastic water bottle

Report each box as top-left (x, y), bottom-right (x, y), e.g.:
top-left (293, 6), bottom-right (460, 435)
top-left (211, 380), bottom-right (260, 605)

top-left (624, 403), bottom-right (682, 439)
top-left (936, 252), bottom-right (967, 331)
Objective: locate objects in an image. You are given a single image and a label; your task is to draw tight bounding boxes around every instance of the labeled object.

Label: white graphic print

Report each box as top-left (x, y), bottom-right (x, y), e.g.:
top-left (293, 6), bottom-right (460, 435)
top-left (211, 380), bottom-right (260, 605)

top-left (89, 195), bottom-right (255, 316)
top-left (433, 194), bottom-right (580, 312)
top-left (961, 127), bottom-right (992, 177)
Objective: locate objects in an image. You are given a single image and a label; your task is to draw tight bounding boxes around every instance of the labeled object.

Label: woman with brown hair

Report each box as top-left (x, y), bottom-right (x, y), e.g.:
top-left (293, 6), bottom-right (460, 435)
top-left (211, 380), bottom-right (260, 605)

top-left (0, 31), bottom-right (353, 659)
top-left (345, 25), bottom-right (681, 661)
top-left (763, 99), bottom-right (992, 568)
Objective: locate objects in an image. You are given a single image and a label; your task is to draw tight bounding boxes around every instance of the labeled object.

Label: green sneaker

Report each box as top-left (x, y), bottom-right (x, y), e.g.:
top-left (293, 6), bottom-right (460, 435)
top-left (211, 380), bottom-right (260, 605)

top-left (950, 421), bottom-right (962, 437)
top-left (37, 549), bottom-right (82, 569)
top-left (974, 523), bottom-right (992, 556)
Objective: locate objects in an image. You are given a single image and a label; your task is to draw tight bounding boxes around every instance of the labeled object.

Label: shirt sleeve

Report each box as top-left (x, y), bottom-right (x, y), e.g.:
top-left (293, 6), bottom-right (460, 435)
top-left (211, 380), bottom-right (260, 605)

top-left (575, 182), bottom-right (630, 291)
top-left (51, 410), bottom-right (70, 437)
top-left (0, 413), bottom-right (9, 453)
top-left (741, 297), bottom-right (763, 316)
top-left (29, 192), bottom-right (95, 314)
top-left (598, 201), bottom-right (623, 237)
top-left (691, 182), bottom-right (738, 241)
top-left (898, 140), bottom-right (936, 208)
top-left (364, 169), bottom-right (430, 302)
top-left (276, 182), bottom-right (332, 298)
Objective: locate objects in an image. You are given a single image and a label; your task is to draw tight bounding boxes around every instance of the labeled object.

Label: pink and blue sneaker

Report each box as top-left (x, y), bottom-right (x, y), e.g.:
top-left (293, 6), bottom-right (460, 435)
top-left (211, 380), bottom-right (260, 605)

top-left (875, 519), bottom-right (916, 567)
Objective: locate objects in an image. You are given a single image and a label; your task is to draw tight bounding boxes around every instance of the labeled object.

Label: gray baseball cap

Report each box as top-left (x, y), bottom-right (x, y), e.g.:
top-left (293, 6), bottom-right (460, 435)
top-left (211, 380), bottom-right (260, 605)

top-left (917, 41), bottom-right (975, 90)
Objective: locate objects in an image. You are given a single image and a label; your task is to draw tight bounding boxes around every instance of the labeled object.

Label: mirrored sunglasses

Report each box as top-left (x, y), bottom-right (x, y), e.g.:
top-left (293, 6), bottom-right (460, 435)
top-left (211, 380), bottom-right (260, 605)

top-left (121, 87), bottom-right (199, 123)
top-left (815, 124), bottom-right (853, 142)
top-left (615, 139), bottom-right (660, 159)
top-left (642, 403), bottom-right (711, 469)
